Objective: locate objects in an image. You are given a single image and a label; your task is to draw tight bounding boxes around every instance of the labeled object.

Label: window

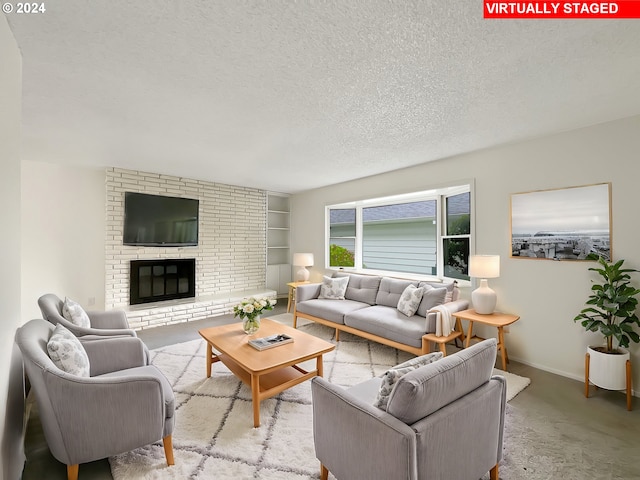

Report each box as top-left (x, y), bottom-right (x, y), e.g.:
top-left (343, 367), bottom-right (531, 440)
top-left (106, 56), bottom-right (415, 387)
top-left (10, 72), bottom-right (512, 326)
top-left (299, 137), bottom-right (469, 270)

top-left (326, 185), bottom-right (472, 280)
top-left (329, 208), bottom-right (356, 267)
top-left (442, 192), bottom-right (471, 280)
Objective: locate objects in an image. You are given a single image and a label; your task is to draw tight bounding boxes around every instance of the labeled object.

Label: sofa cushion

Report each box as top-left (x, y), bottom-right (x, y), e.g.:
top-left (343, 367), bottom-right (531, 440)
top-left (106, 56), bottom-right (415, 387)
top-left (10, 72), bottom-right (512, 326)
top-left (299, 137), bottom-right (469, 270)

top-left (416, 285), bottom-right (447, 317)
top-left (345, 305), bottom-right (427, 348)
top-left (373, 351), bottom-right (443, 410)
top-left (420, 281), bottom-right (456, 303)
top-left (62, 297), bottom-right (91, 328)
top-left (397, 285), bottom-right (424, 317)
top-left (386, 338), bottom-right (497, 424)
top-left (341, 274), bottom-right (382, 305)
top-left (319, 276), bottom-right (349, 300)
top-left (296, 298), bottom-right (369, 325)
top-left (375, 278), bottom-right (418, 308)
top-left (47, 324), bottom-right (91, 377)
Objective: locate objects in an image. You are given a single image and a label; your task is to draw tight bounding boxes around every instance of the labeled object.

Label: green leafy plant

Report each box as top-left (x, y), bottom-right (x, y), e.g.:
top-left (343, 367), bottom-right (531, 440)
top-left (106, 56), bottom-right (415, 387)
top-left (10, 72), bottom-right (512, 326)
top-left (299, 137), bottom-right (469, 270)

top-left (329, 244), bottom-right (355, 267)
top-left (574, 254), bottom-right (640, 352)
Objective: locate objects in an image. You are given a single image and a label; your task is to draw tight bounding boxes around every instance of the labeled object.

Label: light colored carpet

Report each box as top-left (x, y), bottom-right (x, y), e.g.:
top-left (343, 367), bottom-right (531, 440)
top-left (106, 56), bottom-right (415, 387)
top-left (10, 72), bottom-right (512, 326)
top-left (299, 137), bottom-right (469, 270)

top-left (110, 319), bottom-right (530, 479)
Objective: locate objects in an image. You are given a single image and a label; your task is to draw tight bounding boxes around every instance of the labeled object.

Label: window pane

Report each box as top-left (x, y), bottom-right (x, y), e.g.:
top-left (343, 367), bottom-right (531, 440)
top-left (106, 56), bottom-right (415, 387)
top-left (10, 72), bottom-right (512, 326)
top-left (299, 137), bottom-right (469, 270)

top-left (329, 208), bottom-right (356, 267)
top-left (446, 192), bottom-right (470, 236)
top-left (329, 240), bottom-right (355, 267)
top-left (362, 201), bottom-right (436, 275)
top-left (443, 237), bottom-right (470, 280)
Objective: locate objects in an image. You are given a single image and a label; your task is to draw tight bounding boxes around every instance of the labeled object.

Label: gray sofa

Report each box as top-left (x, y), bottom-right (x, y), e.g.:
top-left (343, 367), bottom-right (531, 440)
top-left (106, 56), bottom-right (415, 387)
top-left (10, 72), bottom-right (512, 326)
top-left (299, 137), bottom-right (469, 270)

top-left (311, 338), bottom-right (506, 480)
top-left (294, 273), bottom-right (469, 356)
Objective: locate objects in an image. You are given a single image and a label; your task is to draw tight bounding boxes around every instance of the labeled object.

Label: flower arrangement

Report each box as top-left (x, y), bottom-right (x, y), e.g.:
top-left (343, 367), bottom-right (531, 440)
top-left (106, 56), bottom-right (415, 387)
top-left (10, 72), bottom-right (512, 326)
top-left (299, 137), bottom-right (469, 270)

top-left (233, 297), bottom-right (277, 334)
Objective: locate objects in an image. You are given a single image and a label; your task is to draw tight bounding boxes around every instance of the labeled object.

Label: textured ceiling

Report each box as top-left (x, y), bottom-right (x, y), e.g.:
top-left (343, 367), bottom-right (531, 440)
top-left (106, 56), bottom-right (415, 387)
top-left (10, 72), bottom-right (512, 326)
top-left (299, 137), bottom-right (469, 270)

top-left (6, 1), bottom-right (640, 193)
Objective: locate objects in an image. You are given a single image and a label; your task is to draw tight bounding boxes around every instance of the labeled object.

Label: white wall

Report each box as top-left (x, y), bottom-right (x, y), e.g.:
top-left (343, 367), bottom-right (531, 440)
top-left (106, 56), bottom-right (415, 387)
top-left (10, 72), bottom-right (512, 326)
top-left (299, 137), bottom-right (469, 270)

top-left (0, 13), bottom-right (24, 479)
top-left (21, 161), bottom-right (106, 320)
top-left (291, 115), bottom-right (640, 390)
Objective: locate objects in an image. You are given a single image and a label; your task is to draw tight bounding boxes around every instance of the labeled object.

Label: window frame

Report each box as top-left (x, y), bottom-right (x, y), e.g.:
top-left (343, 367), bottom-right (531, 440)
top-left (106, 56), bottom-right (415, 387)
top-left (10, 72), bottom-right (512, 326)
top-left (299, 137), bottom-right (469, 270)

top-left (325, 182), bottom-right (474, 282)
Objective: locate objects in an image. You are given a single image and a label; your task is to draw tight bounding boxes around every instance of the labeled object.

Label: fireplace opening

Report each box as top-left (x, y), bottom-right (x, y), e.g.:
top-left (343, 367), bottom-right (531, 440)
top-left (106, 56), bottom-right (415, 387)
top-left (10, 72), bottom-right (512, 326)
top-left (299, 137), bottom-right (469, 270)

top-left (130, 259), bottom-right (195, 305)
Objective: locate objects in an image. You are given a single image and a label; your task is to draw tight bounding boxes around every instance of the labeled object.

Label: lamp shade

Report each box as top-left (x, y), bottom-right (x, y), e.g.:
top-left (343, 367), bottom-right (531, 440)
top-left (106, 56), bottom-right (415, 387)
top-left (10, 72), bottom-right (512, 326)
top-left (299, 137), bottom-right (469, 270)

top-left (468, 255), bottom-right (500, 279)
top-left (293, 253), bottom-right (314, 267)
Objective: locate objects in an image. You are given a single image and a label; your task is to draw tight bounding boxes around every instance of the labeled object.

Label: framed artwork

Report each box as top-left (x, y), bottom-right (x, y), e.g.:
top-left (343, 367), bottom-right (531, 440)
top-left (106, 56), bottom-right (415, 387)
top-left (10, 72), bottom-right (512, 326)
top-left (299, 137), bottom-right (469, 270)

top-left (510, 183), bottom-right (611, 261)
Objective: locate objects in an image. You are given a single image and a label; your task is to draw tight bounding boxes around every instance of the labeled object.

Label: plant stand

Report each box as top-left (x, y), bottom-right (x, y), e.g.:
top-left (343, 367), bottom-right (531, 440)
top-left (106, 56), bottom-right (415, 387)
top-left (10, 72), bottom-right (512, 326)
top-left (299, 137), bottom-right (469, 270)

top-left (585, 352), bottom-right (633, 411)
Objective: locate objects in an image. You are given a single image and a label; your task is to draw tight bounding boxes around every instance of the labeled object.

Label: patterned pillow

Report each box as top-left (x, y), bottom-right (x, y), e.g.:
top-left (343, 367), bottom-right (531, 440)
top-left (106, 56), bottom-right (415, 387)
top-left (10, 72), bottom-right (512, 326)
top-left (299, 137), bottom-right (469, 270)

top-left (62, 297), bottom-right (91, 328)
top-left (373, 365), bottom-right (415, 411)
top-left (373, 351), bottom-right (443, 411)
top-left (397, 285), bottom-right (424, 317)
top-left (318, 275), bottom-right (349, 300)
top-left (47, 324), bottom-right (91, 377)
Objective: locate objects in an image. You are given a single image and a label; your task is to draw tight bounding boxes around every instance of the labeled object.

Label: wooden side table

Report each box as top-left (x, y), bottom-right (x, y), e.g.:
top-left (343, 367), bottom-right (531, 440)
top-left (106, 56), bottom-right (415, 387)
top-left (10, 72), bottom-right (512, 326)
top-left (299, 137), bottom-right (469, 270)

top-left (286, 281), bottom-right (309, 313)
top-left (452, 309), bottom-right (520, 371)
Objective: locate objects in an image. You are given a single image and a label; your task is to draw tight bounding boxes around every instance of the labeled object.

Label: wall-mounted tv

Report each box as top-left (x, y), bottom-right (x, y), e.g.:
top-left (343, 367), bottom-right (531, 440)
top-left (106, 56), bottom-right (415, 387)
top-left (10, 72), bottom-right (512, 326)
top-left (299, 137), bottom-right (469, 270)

top-left (123, 192), bottom-right (199, 247)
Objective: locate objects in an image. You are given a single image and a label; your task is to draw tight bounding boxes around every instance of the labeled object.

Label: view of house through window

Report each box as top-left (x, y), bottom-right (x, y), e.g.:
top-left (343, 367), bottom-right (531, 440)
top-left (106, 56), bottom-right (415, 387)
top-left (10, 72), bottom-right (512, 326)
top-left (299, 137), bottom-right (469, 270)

top-left (326, 185), bottom-right (472, 279)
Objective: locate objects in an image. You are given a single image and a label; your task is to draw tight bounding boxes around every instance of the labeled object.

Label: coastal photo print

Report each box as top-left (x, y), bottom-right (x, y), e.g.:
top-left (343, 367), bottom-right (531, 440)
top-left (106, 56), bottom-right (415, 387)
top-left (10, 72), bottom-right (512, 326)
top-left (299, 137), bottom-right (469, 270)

top-left (510, 183), bottom-right (611, 261)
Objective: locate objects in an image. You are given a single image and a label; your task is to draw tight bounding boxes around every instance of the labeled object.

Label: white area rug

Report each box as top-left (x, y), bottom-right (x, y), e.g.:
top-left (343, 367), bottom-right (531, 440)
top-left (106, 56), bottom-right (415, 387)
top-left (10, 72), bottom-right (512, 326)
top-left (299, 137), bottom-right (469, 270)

top-left (110, 319), bottom-right (530, 479)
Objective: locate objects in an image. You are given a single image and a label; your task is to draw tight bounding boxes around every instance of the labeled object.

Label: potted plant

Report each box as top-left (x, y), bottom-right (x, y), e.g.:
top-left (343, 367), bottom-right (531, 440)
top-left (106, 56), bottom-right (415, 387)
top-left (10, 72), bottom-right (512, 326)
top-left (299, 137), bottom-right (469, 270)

top-left (574, 254), bottom-right (640, 406)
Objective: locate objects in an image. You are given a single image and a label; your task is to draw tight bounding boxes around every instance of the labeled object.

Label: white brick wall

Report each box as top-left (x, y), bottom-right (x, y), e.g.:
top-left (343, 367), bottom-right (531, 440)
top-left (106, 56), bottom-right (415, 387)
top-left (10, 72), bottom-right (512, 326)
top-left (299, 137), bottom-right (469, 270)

top-left (105, 168), bottom-right (269, 328)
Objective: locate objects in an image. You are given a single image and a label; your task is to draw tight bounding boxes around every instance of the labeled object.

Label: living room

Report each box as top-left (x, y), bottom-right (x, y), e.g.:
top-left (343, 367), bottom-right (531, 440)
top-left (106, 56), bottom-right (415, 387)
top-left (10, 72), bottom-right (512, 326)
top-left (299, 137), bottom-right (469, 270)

top-left (2, 3), bottom-right (640, 480)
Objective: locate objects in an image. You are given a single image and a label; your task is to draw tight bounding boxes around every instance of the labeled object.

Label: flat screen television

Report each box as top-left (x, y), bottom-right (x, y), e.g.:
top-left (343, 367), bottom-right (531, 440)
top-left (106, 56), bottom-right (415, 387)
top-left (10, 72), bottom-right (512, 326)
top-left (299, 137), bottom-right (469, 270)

top-left (123, 192), bottom-right (199, 246)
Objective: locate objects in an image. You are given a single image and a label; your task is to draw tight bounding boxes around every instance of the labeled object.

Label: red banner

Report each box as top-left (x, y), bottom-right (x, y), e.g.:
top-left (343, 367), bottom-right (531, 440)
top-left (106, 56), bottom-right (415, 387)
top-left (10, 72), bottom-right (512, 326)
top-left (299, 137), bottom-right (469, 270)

top-left (484, 1), bottom-right (640, 18)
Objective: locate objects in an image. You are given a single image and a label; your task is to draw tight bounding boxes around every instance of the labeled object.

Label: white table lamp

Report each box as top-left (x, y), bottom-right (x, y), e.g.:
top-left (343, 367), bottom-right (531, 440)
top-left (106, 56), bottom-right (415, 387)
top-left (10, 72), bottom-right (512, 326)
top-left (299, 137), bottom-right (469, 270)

top-left (469, 255), bottom-right (500, 315)
top-left (293, 253), bottom-right (314, 281)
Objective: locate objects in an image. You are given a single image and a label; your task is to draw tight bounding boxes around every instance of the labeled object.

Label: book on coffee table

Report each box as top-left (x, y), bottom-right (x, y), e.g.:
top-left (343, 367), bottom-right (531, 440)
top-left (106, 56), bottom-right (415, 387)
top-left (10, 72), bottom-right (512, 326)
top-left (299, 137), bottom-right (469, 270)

top-left (248, 333), bottom-right (294, 351)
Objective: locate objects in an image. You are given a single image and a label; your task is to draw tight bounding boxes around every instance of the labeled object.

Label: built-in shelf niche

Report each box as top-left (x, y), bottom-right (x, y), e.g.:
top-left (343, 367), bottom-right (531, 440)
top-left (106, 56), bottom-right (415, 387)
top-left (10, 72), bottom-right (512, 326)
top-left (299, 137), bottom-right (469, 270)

top-left (266, 192), bottom-right (291, 296)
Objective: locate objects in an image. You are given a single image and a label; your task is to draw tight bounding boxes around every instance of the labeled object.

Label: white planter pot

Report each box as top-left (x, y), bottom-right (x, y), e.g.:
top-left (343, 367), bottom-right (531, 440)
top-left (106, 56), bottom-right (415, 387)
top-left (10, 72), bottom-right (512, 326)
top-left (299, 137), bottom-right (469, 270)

top-left (587, 346), bottom-right (630, 391)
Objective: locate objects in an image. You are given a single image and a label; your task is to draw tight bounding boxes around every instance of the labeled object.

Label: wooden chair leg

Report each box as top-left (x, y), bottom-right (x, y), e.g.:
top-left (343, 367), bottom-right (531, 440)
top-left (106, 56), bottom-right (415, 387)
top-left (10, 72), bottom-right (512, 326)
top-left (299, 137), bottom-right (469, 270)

top-left (335, 329), bottom-right (340, 341)
top-left (320, 463), bottom-right (329, 480)
top-left (292, 314), bottom-right (298, 328)
top-left (490, 463), bottom-right (499, 480)
top-left (584, 352), bottom-right (590, 398)
top-left (439, 343), bottom-right (447, 356)
top-left (67, 464), bottom-right (79, 480)
top-left (163, 434), bottom-right (175, 466)
top-left (627, 359), bottom-right (633, 411)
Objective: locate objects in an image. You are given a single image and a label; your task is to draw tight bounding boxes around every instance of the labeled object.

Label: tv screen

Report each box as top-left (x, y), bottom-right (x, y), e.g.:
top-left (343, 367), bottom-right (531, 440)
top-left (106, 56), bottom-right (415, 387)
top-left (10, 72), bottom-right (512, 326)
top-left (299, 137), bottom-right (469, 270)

top-left (123, 192), bottom-right (199, 246)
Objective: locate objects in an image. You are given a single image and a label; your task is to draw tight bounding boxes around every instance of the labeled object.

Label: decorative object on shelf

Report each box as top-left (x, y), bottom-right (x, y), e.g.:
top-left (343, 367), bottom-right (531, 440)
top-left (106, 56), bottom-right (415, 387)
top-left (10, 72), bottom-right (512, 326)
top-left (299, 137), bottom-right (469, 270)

top-left (469, 254), bottom-right (500, 314)
top-left (293, 252), bottom-right (314, 281)
top-left (233, 297), bottom-right (277, 335)
top-left (510, 183), bottom-right (611, 261)
top-left (574, 254), bottom-right (640, 410)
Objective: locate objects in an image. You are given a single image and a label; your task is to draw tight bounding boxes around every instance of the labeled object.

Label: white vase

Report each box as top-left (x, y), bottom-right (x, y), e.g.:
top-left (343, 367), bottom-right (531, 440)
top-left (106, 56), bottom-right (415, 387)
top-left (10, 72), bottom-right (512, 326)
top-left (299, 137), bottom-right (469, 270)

top-left (242, 315), bottom-right (261, 335)
top-left (587, 345), bottom-right (630, 391)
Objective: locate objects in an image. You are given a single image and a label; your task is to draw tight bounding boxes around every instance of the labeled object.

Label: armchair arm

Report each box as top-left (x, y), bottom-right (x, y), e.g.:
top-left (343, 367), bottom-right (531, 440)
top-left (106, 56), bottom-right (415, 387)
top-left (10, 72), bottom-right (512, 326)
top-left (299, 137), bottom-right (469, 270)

top-left (296, 283), bottom-right (321, 303)
top-left (311, 377), bottom-right (418, 480)
top-left (42, 368), bottom-right (167, 466)
top-left (81, 337), bottom-right (148, 375)
top-left (87, 309), bottom-right (130, 330)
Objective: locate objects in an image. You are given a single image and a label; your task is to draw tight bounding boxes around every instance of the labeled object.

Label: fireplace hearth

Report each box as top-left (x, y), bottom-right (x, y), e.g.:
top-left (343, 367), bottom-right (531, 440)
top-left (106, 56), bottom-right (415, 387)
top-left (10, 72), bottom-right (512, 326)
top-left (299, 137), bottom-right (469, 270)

top-left (130, 259), bottom-right (195, 305)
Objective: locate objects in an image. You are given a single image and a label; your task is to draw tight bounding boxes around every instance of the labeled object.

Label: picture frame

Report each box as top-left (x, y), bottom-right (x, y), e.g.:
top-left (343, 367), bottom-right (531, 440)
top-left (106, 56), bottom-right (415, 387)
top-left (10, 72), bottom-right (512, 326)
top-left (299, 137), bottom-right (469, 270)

top-left (510, 183), bottom-right (611, 261)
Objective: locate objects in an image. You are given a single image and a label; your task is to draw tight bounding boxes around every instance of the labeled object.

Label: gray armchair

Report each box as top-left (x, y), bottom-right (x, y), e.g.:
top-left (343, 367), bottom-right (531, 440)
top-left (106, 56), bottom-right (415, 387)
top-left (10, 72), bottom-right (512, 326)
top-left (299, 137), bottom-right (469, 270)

top-left (311, 338), bottom-right (506, 480)
top-left (38, 293), bottom-right (136, 339)
top-left (16, 318), bottom-right (175, 480)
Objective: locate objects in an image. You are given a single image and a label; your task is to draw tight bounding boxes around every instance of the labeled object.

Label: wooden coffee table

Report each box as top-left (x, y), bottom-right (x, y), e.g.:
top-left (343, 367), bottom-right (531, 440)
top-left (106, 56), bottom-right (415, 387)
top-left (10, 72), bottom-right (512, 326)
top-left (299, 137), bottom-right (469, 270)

top-left (199, 318), bottom-right (335, 427)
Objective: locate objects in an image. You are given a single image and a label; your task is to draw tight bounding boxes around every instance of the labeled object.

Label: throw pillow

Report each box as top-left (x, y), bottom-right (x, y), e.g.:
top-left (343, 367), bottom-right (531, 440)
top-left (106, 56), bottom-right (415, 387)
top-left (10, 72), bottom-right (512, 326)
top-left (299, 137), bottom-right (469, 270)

top-left (394, 351), bottom-right (443, 370)
top-left (397, 284), bottom-right (425, 317)
top-left (416, 285), bottom-right (448, 317)
top-left (373, 351), bottom-right (443, 411)
top-left (373, 365), bottom-right (416, 411)
top-left (318, 275), bottom-right (349, 300)
top-left (47, 324), bottom-right (91, 377)
top-left (62, 297), bottom-right (91, 328)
